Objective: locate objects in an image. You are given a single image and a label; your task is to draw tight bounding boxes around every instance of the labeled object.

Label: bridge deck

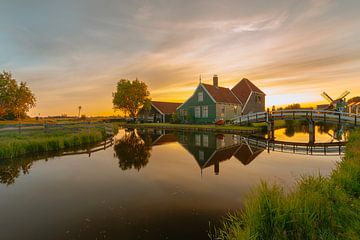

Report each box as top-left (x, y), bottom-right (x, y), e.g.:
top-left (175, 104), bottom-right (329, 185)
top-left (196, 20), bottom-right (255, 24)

top-left (233, 109), bottom-right (360, 126)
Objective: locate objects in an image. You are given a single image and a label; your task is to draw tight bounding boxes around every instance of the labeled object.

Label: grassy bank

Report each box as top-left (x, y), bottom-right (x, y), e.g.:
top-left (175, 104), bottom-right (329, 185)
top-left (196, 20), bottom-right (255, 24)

top-left (120, 123), bottom-right (258, 133)
top-left (212, 129), bottom-right (360, 240)
top-left (0, 127), bottom-right (110, 159)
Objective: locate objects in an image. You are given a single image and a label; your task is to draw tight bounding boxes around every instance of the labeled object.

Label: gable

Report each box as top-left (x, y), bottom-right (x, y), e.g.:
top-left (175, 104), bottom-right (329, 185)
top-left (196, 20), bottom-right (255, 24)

top-left (231, 78), bottom-right (265, 104)
top-left (177, 84), bottom-right (216, 110)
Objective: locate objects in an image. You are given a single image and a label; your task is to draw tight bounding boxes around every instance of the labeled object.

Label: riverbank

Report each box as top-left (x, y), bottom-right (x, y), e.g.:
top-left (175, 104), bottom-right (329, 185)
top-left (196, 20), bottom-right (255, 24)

top-left (120, 123), bottom-right (260, 134)
top-left (211, 129), bottom-right (360, 239)
top-left (0, 125), bottom-right (115, 159)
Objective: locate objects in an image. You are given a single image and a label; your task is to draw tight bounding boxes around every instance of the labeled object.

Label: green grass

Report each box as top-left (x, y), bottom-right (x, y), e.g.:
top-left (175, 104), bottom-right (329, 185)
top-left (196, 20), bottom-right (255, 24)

top-left (211, 129), bottom-right (360, 240)
top-left (0, 126), bottom-right (112, 159)
top-left (120, 122), bottom-right (258, 131)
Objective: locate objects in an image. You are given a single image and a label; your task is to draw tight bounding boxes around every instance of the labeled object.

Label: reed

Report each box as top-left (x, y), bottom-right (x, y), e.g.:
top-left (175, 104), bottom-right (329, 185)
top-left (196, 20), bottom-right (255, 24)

top-left (0, 128), bottom-right (108, 159)
top-left (211, 130), bottom-right (360, 240)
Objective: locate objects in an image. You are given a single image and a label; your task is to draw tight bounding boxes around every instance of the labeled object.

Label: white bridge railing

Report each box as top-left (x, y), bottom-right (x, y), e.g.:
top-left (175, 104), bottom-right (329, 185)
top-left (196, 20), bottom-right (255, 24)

top-left (239, 136), bottom-right (345, 156)
top-left (232, 109), bottom-right (360, 126)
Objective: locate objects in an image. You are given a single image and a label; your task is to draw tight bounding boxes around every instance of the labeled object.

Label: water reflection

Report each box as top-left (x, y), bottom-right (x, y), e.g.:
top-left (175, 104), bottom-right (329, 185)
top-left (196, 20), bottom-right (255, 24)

top-left (0, 124), bottom-right (346, 185)
top-left (114, 130), bottom-right (151, 171)
top-left (0, 158), bottom-right (33, 185)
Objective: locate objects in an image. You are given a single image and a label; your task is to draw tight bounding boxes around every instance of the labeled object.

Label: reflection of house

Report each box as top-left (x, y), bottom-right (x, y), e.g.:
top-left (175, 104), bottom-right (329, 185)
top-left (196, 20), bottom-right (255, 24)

top-left (139, 101), bottom-right (182, 123)
top-left (177, 75), bottom-right (265, 123)
top-left (137, 129), bottom-right (178, 146)
top-left (234, 144), bottom-right (264, 165)
top-left (176, 132), bottom-right (264, 174)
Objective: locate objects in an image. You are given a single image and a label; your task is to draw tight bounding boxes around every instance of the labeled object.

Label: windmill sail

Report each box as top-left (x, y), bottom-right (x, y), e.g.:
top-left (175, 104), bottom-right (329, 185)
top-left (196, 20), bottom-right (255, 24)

top-left (336, 90), bottom-right (350, 100)
top-left (321, 92), bottom-right (334, 103)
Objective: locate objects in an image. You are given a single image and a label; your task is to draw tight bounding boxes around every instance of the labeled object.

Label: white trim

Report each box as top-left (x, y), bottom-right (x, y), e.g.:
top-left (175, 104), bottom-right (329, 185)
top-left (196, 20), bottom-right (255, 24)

top-left (151, 103), bottom-right (164, 115)
top-left (200, 84), bottom-right (217, 103)
top-left (230, 89), bottom-right (243, 106)
top-left (176, 84), bottom-right (216, 110)
top-left (242, 91), bottom-right (254, 114)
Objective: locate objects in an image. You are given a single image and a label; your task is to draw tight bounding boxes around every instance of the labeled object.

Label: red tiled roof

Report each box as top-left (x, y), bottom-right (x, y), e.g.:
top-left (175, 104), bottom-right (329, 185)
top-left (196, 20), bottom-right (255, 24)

top-left (231, 78), bottom-right (265, 104)
top-left (152, 101), bottom-right (182, 114)
top-left (202, 84), bottom-right (241, 104)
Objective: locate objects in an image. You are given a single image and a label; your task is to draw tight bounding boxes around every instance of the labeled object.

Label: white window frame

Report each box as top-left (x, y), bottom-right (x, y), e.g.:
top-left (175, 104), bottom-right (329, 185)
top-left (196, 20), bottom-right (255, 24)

top-left (199, 150), bottom-right (204, 161)
top-left (202, 135), bottom-right (209, 147)
top-left (195, 134), bottom-right (201, 146)
top-left (195, 106), bottom-right (201, 118)
top-left (202, 106), bottom-right (208, 118)
top-left (198, 92), bottom-right (204, 102)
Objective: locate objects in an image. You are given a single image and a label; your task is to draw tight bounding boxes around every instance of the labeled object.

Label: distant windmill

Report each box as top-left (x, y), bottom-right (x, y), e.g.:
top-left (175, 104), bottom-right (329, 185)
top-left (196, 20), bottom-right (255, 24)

top-left (321, 90), bottom-right (350, 112)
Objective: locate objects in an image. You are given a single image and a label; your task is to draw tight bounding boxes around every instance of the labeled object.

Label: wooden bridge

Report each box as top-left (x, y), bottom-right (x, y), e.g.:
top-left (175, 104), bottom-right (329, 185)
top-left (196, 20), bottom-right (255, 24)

top-left (232, 109), bottom-right (360, 126)
top-left (240, 136), bottom-right (345, 156)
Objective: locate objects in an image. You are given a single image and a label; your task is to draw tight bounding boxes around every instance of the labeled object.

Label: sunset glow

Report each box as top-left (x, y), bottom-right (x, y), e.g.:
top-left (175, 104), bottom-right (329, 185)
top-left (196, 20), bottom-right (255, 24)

top-left (1, 0), bottom-right (360, 116)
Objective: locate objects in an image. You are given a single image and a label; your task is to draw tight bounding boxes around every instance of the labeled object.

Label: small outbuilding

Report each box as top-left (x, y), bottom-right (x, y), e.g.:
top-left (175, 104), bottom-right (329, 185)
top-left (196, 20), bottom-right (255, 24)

top-left (139, 101), bottom-right (182, 123)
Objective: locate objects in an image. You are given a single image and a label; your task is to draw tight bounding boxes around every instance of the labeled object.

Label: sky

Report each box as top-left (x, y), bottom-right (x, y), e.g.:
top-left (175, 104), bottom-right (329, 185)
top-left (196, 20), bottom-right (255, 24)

top-left (1, 0), bottom-right (360, 116)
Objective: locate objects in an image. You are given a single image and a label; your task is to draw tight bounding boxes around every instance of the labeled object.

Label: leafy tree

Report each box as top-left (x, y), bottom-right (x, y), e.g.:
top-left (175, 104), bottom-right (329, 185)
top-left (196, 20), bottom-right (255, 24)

top-left (0, 71), bottom-right (36, 119)
top-left (112, 79), bottom-right (151, 119)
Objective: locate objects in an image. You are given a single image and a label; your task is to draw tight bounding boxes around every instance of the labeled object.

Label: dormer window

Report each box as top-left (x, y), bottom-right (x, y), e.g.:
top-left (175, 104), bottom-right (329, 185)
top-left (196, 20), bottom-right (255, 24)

top-left (198, 91), bottom-right (203, 102)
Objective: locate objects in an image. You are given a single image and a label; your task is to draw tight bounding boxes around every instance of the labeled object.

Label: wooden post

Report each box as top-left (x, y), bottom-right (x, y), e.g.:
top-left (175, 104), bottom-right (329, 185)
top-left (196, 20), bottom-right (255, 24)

top-left (18, 121), bottom-right (21, 135)
top-left (355, 114), bottom-right (357, 126)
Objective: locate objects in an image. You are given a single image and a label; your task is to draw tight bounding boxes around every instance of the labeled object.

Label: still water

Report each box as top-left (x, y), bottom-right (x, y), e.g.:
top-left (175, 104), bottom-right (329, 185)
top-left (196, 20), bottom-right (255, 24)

top-left (0, 126), bottom-right (346, 240)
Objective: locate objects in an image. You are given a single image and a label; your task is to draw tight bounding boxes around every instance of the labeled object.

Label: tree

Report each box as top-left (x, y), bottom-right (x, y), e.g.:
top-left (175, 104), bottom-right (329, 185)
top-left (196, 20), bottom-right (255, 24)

top-left (0, 71), bottom-right (36, 119)
top-left (112, 79), bottom-right (151, 119)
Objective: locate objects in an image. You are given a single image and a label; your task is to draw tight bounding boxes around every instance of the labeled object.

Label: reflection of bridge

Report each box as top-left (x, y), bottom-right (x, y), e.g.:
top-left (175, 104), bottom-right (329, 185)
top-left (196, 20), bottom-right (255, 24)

top-left (241, 137), bottom-right (345, 156)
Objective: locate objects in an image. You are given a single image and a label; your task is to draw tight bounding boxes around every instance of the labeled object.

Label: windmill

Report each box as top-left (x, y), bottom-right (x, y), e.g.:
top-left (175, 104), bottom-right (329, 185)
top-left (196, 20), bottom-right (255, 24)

top-left (321, 90), bottom-right (350, 112)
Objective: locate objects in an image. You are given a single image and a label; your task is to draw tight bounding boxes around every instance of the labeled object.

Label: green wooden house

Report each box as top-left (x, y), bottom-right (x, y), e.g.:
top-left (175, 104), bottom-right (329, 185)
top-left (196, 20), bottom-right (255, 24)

top-left (177, 75), bottom-right (265, 123)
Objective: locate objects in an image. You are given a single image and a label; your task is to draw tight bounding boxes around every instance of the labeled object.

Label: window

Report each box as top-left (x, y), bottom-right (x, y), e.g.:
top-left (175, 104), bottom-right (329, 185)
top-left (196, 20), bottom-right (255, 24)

top-left (234, 106), bottom-right (238, 114)
top-left (221, 106), bottom-right (225, 117)
top-left (202, 135), bottom-right (209, 147)
top-left (180, 109), bottom-right (184, 117)
top-left (256, 95), bottom-right (262, 103)
top-left (195, 134), bottom-right (201, 146)
top-left (195, 106), bottom-right (201, 118)
top-left (199, 150), bottom-right (204, 161)
top-left (202, 106), bottom-right (208, 118)
top-left (198, 92), bottom-right (204, 102)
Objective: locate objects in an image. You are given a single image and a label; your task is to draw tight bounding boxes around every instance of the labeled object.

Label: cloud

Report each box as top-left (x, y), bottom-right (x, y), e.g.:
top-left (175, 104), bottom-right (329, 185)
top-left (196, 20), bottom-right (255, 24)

top-left (1, 0), bottom-right (360, 116)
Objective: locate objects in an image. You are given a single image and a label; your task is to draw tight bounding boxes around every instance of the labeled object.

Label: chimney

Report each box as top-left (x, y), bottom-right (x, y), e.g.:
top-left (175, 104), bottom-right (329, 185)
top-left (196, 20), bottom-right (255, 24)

top-left (213, 74), bottom-right (218, 88)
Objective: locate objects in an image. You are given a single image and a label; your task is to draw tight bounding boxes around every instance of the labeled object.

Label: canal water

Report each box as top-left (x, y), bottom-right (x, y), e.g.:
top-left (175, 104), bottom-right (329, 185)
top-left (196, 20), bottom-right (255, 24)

top-left (0, 125), bottom-right (346, 240)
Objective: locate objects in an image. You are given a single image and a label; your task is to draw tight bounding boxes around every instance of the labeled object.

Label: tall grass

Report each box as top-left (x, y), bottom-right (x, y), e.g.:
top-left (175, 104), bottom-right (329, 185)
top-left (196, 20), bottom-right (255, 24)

top-left (0, 128), bottom-right (107, 159)
top-left (211, 130), bottom-right (360, 240)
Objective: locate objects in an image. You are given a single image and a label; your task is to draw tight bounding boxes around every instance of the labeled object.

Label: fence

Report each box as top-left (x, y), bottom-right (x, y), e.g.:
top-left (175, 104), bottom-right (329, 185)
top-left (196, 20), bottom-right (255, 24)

top-left (0, 121), bottom-right (115, 137)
